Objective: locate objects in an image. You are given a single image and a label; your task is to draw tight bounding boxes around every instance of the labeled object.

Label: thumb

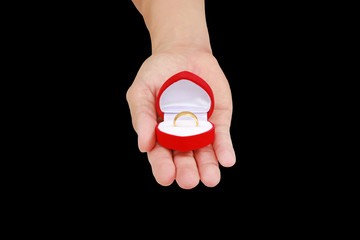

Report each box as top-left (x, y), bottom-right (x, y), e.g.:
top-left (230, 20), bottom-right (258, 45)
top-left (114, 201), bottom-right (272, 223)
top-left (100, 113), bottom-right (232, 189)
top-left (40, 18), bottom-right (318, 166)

top-left (126, 85), bottom-right (158, 152)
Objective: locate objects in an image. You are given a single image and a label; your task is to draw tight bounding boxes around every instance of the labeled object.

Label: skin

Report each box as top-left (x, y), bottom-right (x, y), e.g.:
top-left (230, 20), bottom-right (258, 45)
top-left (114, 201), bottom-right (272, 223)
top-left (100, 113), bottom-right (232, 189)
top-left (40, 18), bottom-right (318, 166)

top-left (127, 0), bottom-right (236, 189)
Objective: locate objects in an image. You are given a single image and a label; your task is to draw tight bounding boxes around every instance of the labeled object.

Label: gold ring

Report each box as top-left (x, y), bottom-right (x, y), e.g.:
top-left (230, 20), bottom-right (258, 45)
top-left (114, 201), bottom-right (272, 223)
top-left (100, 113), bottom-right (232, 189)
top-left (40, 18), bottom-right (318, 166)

top-left (173, 111), bottom-right (199, 127)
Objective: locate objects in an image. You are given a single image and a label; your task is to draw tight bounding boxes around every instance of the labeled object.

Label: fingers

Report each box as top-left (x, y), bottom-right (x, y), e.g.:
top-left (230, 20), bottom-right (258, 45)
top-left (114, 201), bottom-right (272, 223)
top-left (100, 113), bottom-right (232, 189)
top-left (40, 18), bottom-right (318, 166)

top-left (213, 125), bottom-right (236, 167)
top-left (194, 145), bottom-right (220, 187)
top-left (147, 144), bottom-right (175, 186)
top-left (126, 85), bottom-right (157, 152)
top-left (173, 146), bottom-right (221, 189)
top-left (173, 151), bottom-right (200, 189)
top-left (149, 146), bottom-right (220, 189)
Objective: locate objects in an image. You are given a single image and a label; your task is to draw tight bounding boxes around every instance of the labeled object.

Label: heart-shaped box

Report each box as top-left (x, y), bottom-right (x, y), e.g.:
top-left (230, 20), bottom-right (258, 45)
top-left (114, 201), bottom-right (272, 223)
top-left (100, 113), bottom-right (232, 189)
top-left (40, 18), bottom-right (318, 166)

top-left (156, 71), bottom-right (215, 151)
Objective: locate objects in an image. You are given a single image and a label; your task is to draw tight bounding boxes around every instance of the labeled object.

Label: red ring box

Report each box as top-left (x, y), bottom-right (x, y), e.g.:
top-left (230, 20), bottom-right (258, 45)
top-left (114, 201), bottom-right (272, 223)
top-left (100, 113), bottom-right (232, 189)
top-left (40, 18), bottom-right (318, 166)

top-left (156, 71), bottom-right (215, 151)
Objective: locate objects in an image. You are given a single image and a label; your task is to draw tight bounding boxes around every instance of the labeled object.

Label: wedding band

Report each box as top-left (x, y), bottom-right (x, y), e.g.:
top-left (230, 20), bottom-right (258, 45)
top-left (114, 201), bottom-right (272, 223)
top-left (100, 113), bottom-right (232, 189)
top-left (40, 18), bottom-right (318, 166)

top-left (173, 111), bottom-right (199, 127)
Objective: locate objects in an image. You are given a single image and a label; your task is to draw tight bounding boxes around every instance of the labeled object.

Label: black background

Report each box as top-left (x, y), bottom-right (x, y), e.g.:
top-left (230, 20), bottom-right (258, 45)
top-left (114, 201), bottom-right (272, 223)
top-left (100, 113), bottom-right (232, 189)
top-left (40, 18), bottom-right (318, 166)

top-left (27, 1), bottom-right (314, 197)
top-left (7, 1), bottom-right (338, 227)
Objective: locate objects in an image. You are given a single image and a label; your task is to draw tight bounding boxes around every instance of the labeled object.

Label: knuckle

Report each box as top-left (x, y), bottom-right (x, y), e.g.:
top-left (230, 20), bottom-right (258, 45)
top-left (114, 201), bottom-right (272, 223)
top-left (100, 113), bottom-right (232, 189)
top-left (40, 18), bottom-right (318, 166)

top-left (126, 85), bottom-right (140, 105)
top-left (126, 87), bottom-right (133, 103)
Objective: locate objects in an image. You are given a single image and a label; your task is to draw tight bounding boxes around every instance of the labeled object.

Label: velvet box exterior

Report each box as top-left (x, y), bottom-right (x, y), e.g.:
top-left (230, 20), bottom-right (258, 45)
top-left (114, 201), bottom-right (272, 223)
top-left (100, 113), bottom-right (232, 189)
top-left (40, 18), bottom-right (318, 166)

top-left (156, 71), bottom-right (215, 151)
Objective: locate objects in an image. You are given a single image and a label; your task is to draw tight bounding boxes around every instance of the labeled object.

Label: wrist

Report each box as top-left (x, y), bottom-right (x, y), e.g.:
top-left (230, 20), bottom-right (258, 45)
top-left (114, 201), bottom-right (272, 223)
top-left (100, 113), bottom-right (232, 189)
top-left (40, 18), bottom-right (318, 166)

top-left (151, 31), bottom-right (212, 55)
top-left (138, 0), bottom-right (211, 54)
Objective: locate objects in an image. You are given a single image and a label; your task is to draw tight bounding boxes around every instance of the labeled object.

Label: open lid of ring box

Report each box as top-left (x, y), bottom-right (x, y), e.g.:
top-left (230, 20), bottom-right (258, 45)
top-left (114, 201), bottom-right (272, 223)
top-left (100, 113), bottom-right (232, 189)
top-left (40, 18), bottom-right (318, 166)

top-left (155, 71), bottom-right (215, 151)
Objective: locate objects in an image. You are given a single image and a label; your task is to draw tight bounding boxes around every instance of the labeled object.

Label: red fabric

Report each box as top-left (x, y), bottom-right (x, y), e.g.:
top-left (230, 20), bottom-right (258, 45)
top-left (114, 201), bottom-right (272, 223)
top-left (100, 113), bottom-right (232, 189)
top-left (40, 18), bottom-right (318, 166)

top-left (156, 123), bottom-right (215, 151)
top-left (156, 71), bottom-right (215, 120)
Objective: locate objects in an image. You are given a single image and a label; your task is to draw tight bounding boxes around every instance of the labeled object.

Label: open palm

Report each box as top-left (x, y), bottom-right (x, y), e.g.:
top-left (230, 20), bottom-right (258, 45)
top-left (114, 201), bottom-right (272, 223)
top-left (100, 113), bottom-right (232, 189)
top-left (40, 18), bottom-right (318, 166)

top-left (126, 50), bottom-right (236, 189)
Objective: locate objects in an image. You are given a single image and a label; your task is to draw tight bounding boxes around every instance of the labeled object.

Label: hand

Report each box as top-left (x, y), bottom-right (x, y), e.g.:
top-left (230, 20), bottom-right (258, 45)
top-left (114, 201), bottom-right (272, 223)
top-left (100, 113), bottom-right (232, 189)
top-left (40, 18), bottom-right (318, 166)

top-left (126, 48), bottom-right (236, 189)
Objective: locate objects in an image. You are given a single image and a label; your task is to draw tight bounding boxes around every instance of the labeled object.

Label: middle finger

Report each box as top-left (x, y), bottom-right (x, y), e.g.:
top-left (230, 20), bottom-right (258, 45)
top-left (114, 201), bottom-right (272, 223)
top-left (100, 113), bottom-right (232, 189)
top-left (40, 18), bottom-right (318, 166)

top-left (173, 150), bottom-right (199, 189)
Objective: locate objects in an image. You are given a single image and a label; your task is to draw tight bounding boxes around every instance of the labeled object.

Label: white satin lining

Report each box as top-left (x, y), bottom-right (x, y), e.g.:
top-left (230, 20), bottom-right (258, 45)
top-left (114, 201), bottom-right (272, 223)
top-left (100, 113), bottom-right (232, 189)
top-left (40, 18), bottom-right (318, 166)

top-left (159, 80), bottom-right (211, 113)
top-left (158, 79), bottom-right (213, 136)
